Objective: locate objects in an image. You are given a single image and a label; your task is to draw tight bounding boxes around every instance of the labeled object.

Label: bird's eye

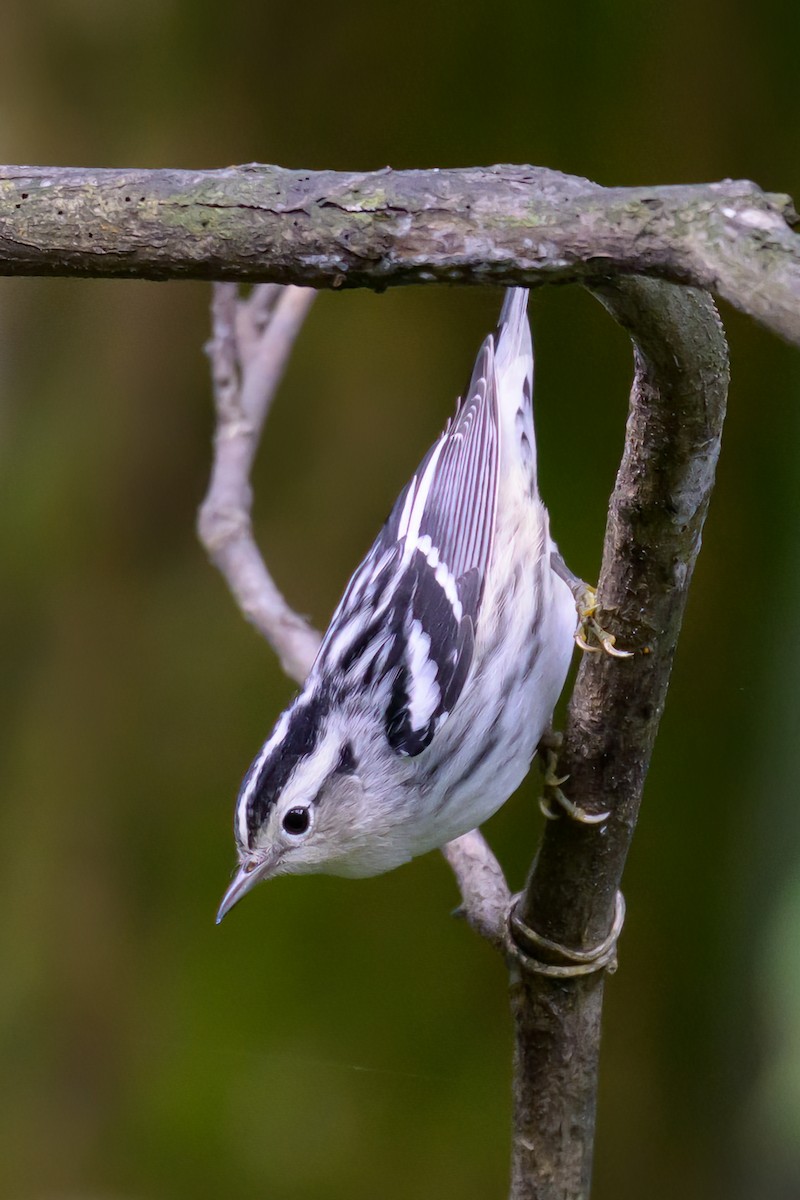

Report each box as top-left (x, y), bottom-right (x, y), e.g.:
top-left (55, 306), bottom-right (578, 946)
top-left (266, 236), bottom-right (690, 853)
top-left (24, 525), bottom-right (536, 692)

top-left (282, 807), bottom-right (310, 835)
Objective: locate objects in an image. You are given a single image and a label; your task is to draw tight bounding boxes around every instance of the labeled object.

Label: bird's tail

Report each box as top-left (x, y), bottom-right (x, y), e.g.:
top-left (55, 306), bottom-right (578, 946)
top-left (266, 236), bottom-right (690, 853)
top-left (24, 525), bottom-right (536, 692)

top-left (493, 288), bottom-right (536, 484)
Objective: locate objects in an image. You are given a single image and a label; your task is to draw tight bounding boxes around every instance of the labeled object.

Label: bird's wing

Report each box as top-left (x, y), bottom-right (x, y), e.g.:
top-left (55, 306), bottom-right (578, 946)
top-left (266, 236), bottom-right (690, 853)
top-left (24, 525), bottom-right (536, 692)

top-left (379, 336), bottom-right (499, 755)
top-left (314, 334), bottom-right (501, 758)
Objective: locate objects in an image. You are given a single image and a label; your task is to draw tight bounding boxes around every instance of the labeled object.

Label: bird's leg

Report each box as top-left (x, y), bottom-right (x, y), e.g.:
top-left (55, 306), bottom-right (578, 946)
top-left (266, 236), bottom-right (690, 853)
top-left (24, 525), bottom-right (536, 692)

top-left (551, 552), bottom-right (633, 658)
top-left (537, 727), bottom-right (610, 825)
top-left (575, 584), bottom-right (633, 658)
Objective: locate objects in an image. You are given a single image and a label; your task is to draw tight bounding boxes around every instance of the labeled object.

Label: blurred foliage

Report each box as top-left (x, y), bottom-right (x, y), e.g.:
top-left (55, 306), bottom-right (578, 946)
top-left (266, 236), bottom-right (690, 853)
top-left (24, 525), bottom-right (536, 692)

top-left (0, 0), bottom-right (799, 1197)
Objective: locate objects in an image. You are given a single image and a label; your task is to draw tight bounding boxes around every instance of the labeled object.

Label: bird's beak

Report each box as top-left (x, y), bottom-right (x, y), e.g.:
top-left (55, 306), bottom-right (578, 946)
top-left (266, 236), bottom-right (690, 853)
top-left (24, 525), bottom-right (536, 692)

top-left (215, 850), bottom-right (281, 924)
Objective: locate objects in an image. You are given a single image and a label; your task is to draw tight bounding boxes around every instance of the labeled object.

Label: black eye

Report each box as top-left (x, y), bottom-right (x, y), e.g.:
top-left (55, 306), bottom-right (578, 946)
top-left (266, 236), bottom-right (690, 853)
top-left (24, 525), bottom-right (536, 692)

top-left (282, 807), bottom-right (310, 835)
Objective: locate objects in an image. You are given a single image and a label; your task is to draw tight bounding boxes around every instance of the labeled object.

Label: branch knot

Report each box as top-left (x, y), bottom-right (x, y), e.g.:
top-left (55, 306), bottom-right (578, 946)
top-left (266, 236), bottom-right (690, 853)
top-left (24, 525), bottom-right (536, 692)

top-left (197, 502), bottom-right (252, 554)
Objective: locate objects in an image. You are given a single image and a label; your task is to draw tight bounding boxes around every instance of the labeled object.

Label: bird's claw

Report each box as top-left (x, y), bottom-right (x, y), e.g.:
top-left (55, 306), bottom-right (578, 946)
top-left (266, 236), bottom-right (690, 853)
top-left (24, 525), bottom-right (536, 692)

top-left (538, 745), bottom-right (610, 825)
top-left (575, 586), bottom-right (633, 658)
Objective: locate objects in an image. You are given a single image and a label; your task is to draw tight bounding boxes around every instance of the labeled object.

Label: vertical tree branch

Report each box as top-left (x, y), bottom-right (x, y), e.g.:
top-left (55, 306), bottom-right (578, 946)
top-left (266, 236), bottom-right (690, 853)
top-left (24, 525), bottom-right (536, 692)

top-left (508, 280), bottom-right (729, 1198)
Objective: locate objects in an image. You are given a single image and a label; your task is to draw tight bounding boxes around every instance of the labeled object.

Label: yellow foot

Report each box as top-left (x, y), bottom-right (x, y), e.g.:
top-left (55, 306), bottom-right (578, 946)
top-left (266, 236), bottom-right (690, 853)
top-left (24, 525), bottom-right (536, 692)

top-left (575, 585), bottom-right (633, 658)
top-left (538, 744), bottom-right (610, 825)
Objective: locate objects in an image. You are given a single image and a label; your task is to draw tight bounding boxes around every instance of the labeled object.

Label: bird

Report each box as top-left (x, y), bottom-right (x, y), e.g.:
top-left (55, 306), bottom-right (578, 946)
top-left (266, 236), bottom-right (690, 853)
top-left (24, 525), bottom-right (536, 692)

top-left (216, 288), bottom-right (579, 923)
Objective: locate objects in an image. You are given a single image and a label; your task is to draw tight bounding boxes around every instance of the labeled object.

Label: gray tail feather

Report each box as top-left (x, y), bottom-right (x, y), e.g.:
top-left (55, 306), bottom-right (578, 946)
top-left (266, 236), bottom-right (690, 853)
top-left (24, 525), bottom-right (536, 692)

top-left (495, 289), bottom-right (531, 384)
top-left (494, 288), bottom-right (536, 482)
top-left (497, 286), bottom-right (529, 331)
top-left (494, 288), bottom-right (533, 401)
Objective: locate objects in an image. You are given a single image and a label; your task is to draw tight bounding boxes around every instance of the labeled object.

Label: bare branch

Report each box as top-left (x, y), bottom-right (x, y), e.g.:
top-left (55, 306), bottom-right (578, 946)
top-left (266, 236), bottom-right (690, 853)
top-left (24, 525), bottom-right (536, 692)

top-left (199, 283), bottom-right (510, 938)
top-left (198, 283), bottom-right (321, 684)
top-left (0, 164), bottom-right (797, 344)
top-left (507, 280), bottom-right (729, 1199)
top-left (442, 831), bottom-right (511, 950)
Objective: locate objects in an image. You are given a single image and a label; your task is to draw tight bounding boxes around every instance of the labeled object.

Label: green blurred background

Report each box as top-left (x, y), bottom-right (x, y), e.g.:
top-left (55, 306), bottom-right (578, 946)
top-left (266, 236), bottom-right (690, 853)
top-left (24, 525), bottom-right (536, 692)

top-left (0, 1), bottom-right (798, 1197)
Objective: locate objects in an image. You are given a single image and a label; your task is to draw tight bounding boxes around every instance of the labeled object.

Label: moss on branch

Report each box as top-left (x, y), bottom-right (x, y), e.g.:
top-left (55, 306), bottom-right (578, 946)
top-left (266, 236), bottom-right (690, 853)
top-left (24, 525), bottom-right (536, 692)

top-left (0, 163), bottom-right (797, 343)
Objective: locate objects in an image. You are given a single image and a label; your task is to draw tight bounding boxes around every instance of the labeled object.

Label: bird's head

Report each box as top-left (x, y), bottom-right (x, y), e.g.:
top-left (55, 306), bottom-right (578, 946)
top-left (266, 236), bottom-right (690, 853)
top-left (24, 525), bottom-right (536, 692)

top-left (216, 696), bottom-right (378, 921)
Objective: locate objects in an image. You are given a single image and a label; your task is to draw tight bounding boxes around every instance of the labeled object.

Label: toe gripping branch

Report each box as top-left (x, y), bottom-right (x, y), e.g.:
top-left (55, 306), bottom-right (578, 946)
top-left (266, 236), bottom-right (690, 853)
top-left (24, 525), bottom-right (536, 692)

top-left (538, 731), bottom-right (610, 825)
top-left (539, 742), bottom-right (610, 825)
top-left (575, 585), bottom-right (632, 658)
top-left (550, 552), bottom-right (633, 659)
top-left (507, 890), bottom-right (626, 979)
top-left (541, 554), bottom-right (633, 824)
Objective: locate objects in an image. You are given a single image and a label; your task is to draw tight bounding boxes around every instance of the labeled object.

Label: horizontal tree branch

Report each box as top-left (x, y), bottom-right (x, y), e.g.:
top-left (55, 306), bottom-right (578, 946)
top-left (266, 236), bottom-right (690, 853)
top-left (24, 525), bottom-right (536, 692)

top-left (0, 163), bottom-right (797, 343)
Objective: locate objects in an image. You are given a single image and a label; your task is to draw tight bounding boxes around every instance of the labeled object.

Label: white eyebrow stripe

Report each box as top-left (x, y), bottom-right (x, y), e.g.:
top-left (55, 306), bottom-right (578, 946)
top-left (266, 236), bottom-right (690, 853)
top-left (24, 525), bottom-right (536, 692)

top-left (236, 797), bottom-right (249, 846)
top-left (235, 708), bottom-right (291, 844)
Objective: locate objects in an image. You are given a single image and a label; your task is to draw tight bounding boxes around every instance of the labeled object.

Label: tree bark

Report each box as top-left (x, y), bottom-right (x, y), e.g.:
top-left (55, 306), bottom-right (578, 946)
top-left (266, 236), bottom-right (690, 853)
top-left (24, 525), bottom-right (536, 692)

top-left (0, 163), bottom-right (797, 342)
top-left (509, 280), bottom-right (728, 1197)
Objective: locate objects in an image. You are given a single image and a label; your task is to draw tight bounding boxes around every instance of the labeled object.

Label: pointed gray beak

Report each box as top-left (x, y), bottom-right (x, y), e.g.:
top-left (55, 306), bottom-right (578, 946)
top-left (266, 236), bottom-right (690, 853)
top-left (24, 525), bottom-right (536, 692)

top-left (216, 851), bottom-right (281, 924)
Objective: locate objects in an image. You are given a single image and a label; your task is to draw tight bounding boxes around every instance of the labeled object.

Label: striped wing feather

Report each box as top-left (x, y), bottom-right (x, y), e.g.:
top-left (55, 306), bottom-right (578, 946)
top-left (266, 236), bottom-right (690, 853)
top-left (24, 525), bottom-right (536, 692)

top-left (312, 321), bottom-right (507, 758)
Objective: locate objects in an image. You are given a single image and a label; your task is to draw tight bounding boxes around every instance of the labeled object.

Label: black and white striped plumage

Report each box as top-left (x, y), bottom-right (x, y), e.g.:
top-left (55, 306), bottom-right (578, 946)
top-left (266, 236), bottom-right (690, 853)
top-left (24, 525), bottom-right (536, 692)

top-left (217, 289), bottom-right (577, 921)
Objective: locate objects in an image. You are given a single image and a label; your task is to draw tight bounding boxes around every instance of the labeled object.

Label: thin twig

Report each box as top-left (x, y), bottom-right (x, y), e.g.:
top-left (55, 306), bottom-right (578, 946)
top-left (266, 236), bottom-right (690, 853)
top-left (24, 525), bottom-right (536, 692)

top-left (198, 283), bottom-right (321, 684)
top-left (442, 831), bottom-right (511, 949)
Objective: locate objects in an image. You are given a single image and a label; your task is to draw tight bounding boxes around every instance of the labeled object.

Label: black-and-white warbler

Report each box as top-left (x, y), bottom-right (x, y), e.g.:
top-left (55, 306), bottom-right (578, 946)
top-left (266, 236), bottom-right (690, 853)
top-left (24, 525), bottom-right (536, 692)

top-left (217, 289), bottom-right (577, 921)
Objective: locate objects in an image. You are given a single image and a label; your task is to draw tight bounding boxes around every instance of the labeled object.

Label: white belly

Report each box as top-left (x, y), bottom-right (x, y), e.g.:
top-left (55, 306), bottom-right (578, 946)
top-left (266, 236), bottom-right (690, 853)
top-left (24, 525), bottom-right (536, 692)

top-left (402, 480), bottom-right (577, 854)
